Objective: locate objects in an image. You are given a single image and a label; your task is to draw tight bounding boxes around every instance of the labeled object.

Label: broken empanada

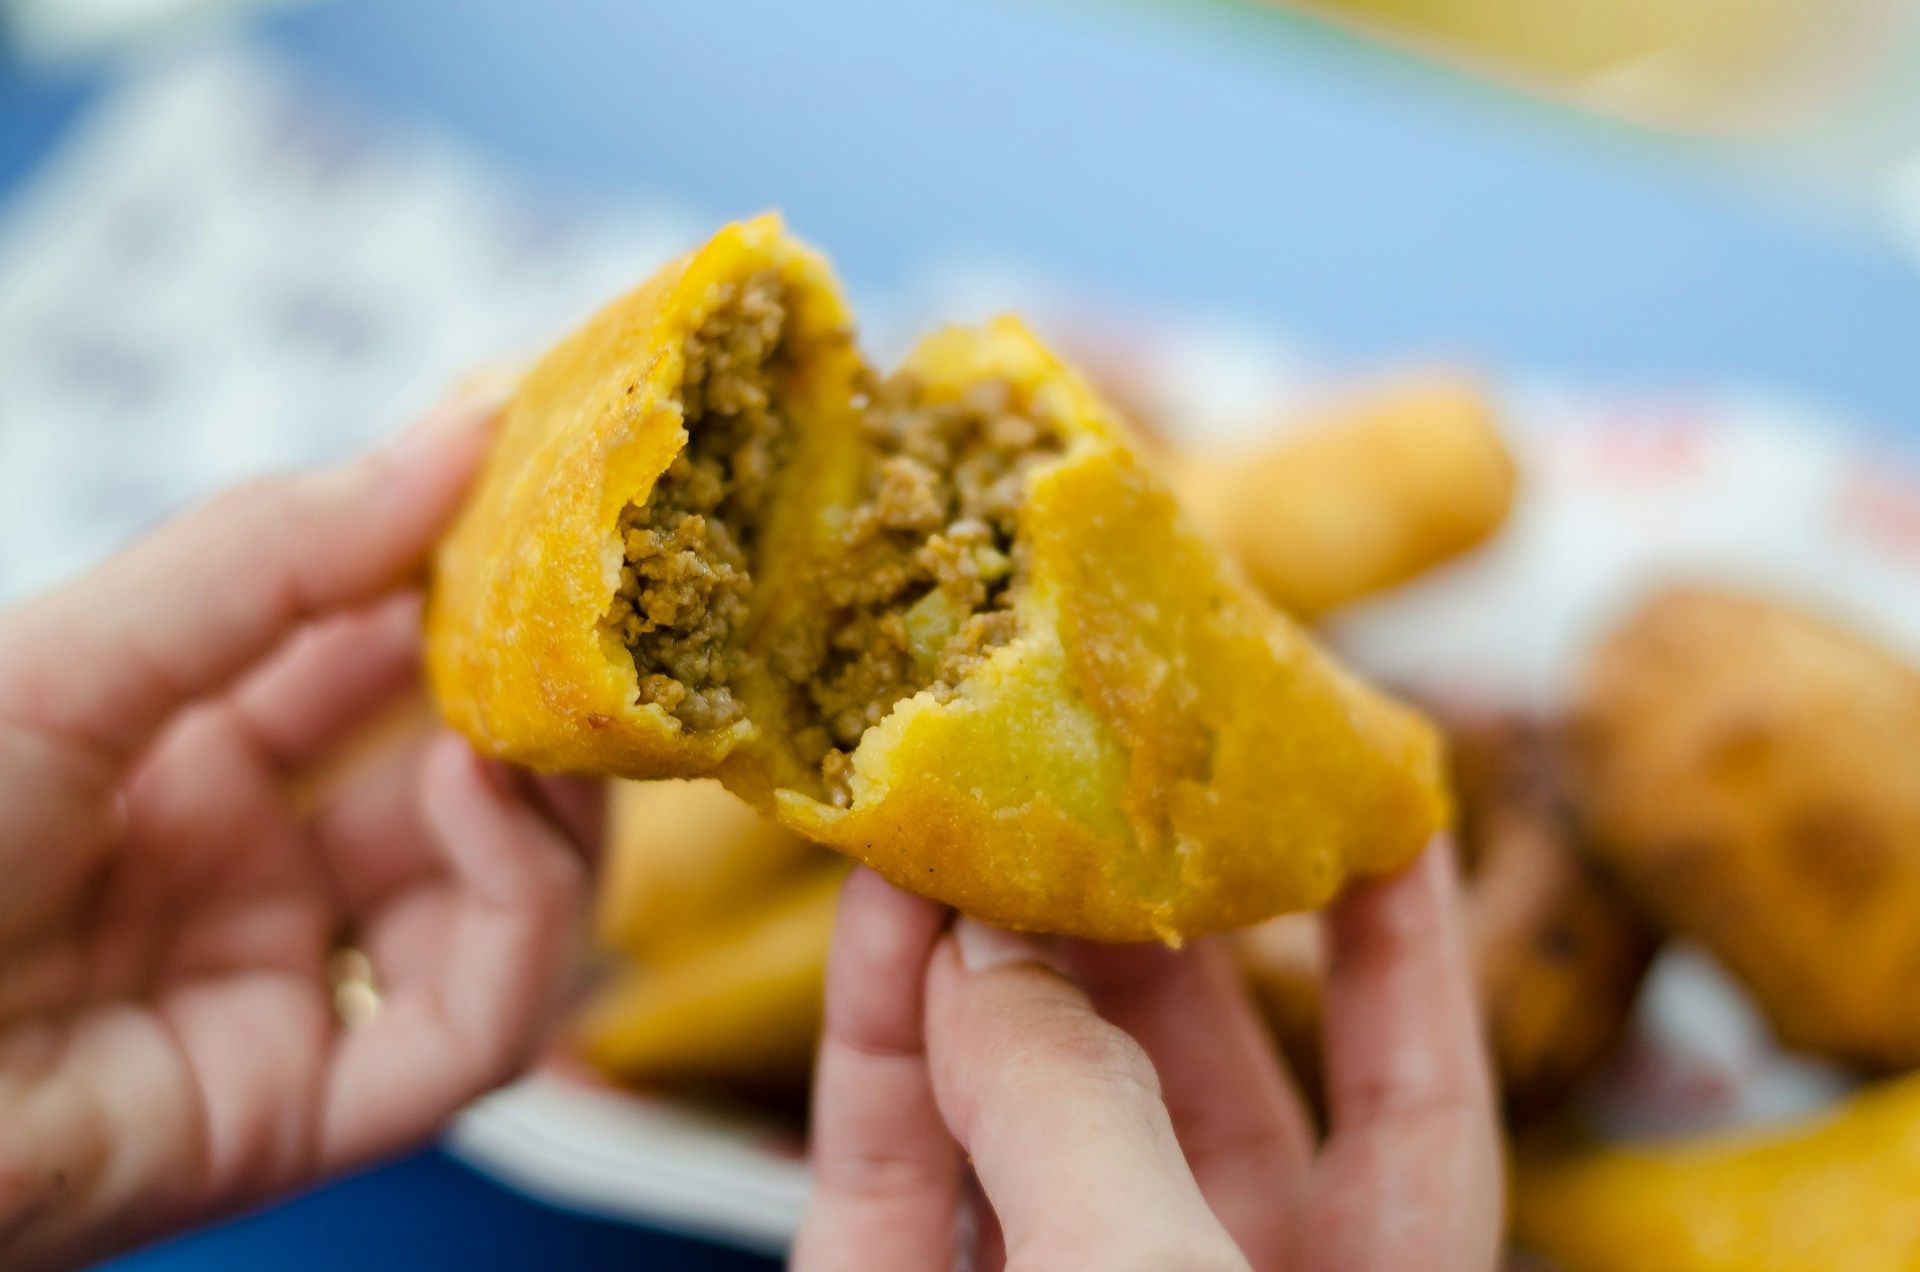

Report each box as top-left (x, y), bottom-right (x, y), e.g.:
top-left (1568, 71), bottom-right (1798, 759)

top-left (427, 215), bottom-right (1447, 940)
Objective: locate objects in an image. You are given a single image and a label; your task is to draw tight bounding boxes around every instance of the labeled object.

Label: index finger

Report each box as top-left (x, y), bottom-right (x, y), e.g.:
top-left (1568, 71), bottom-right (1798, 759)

top-left (0, 392), bottom-right (494, 780)
top-left (792, 868), bottom-right (960, 1272)
top-left (1307, 838), bottom-right (1503, 1272)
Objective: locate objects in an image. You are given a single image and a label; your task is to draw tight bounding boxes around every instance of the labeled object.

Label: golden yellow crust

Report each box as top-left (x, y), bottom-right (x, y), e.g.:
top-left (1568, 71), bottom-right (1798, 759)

top-left (425, 216), bottom-right (862, 786)
top-left (1514, 1074), bottom-right (1920, 1272)
top-left (428, 216), bottom-right (1448, 941)
top-left (777, 322), bottom-right (1447, 938)
top-left (1570, 587), bottom-right (1920, 1068)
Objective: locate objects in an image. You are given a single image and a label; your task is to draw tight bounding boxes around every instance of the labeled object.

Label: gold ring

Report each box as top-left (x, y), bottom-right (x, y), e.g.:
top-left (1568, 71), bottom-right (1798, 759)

top-left (328, 946), bottom-right (383, 1030)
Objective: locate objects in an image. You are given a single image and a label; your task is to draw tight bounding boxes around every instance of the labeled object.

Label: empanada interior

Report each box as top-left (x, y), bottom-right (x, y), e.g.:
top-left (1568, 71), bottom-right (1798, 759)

top-left (603, 270), bottom-right (1066, 805)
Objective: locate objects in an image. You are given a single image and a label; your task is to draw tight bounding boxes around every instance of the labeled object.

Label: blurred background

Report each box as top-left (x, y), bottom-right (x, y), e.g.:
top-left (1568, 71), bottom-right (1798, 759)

top-left (5, 0), bottom-right (1920, 1267)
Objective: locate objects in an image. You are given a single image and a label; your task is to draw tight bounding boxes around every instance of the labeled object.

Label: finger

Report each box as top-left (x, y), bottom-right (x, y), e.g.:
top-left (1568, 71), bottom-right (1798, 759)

top-left (481, 765), bottom-right (604, 860)
top-left (1321, 841), bottom-right (1496, 1146)
top-left (306, 718), bottom-right (598, 924)
top-left (311, 729), bottom-right (488, 1070)
top-left (925, 921), bottom-right (1249, 1272)
top-left (1057, 938), bottom-right (1313, 1268)
top-left (958, 1170), bottom-right (1007, 1272)
top-left (1304, 839), bottom-right (1503, 1272)
top-left (309, 719), bottom-right (442, 915)
top-left (527, 775), bottom-right (606, 857)
top-left (318, 732), bottom-right (586, 1170)
top-left (120, 709), bottom-right (310, 916)
top-left (0, 681), bottom-right (315, 943)
top-left (51, 703), bottom-right (315, 981)
top-left (307, 711), bottom-right (595, 904)
top-left (223, 592), bottom-right (425, 781)
top-left (0, 391), bottom-right (495, 784)
top-left (792, 869), bottom-right (960, 1271)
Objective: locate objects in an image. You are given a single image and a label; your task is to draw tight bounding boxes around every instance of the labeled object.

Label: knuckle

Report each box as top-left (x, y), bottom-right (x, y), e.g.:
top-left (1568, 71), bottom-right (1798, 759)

top-left (999, 1012), bottom-right (1161, 1106)
top-left (1337, 1074), bottom-right (1487, 1134)
top-left (814, 1143), bottom-right (947, 1201)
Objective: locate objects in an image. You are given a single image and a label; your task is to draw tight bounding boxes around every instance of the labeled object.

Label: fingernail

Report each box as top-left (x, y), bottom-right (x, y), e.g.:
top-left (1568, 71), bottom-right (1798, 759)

top-left (954, 917), bottom-right (1054, 973)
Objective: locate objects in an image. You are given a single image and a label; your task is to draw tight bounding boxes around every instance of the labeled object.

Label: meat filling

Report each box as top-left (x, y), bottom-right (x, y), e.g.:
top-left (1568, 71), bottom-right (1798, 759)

top-left (606, 270), bottom-right (790, 732)
top-left (775, 376), bottom-right (1064, 805)
top-left (606, 275), bottom-right (1064, 803)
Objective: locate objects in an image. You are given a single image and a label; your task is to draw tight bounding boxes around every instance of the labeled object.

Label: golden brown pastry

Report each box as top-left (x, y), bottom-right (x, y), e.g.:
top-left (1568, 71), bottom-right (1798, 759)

top-left (1173, 378), bottom-right (1516, 618)
top-left (1236, 711), bottom-right (1655, 1117)
top-left (596, 778), bottom-right (820, 960)
top-left (1569, 587), bottom-right (1920, 1069)
top-left (1514, 1073), bottom-right (1920, 1272)
top-left (578, 864), bottom-right (847, 1095)
top-left (427, 215), bottom-right (1447, 942)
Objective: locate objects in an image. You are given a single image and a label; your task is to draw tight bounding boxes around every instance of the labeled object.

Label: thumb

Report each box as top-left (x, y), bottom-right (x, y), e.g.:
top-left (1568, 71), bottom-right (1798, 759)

top-left (923, 919), bottom-right (1249, 1271)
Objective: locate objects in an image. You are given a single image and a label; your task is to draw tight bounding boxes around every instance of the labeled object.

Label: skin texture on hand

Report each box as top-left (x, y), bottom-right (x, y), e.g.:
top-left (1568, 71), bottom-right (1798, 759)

top-left (792, 844), bottom-right (1504, 1272)
top-left (0, 395), bottom-right (597, 1270)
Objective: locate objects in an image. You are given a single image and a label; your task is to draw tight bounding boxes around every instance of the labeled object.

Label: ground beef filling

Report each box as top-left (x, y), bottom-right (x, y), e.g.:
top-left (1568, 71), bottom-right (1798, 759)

top-left (774, 376), bottom-right (1065, 805)
top-left (606, 277), bottom-right (1063, 800)
top-left (605, 271), bottom-right (791, 733)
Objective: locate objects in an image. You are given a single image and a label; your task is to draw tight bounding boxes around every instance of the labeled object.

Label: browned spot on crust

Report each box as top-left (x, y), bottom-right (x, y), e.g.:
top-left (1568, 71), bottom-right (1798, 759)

top-left (1705, 713), bottom-right (1777, 781)
top-left (1787, 803), bottom-right (1893, 908)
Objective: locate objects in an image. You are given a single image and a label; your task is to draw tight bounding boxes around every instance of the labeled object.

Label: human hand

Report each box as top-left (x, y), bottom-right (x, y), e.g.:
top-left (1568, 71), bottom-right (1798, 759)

top-left (793, 843), bottom-right (1503, 1271)
top-left (0, 396), bottom-right (596, 1269)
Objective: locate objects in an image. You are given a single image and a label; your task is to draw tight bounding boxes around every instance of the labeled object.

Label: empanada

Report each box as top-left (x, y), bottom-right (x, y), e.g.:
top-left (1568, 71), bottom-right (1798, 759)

top-left (427, 216), bottom-right (1446, 940)
top-left (1570, 588), bottom-right (1920, 1068)
top-left (1175, 376), bottom-right (1516, 617)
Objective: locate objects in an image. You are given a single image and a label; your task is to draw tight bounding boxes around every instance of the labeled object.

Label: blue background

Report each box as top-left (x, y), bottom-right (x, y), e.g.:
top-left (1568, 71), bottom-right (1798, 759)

top-left (4, 0), bottom-right (1916, 1265)
top-left (262, 0), bottom-right (1920, 432)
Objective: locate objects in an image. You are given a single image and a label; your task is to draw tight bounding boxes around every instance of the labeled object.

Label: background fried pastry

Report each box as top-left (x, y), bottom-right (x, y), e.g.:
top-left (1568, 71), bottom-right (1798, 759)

top-left (597, 779), bottom-right (822, 960)
top-left (578, 864), bottom-right (848, 1095)
top-left (1173, 376), bottom-right (1516, 618)
top-left (1514, 1073), bottom-right (1920, 1272)
top-left (1235, 709), bottom-right (1655, 1118)
top-left (1569, 587), bottom-right (1920, 1069)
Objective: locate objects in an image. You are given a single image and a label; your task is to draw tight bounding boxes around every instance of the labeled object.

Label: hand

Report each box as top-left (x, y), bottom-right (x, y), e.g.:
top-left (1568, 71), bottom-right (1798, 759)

top-left (0, 396), bottom-right (596, 1269)
top-left (793, 843), bottom-right (1503, 1271)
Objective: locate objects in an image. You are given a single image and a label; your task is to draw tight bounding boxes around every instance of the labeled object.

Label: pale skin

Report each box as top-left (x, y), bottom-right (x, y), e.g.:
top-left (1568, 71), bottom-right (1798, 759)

top-left (0, 394), bottom-right (598, 1269)
top-left (793, 848), bottom-right (1506, 1271)
top-left (0, 392), bottom-right (1502, 1269)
